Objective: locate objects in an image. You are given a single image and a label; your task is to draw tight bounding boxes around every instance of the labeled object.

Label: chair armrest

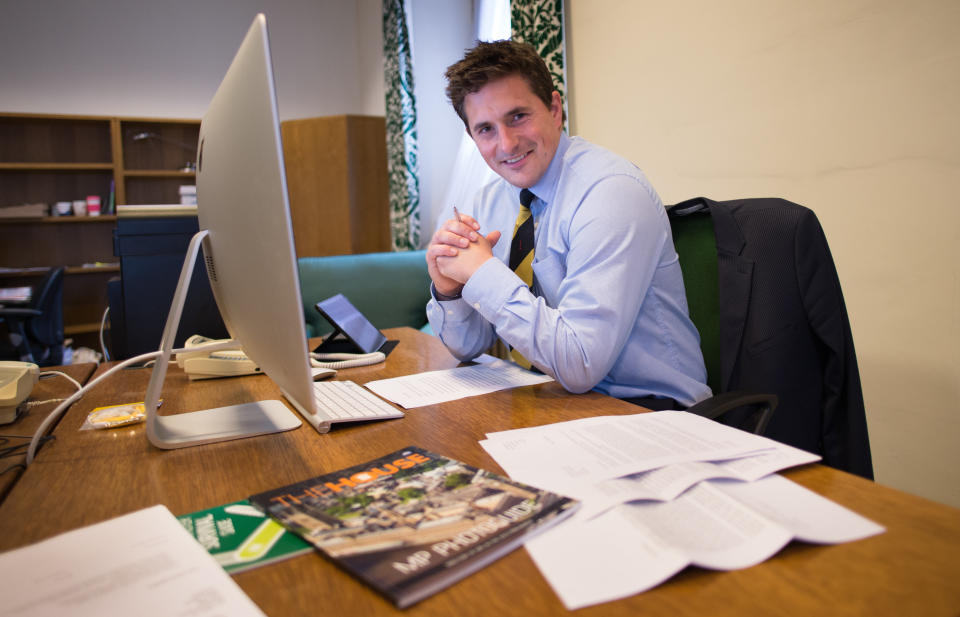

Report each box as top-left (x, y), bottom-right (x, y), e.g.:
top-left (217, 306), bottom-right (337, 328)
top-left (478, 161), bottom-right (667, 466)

top-left (686, 391), bottom-right (778, 435)
top-left (0, 308), bottom-right (43, 318)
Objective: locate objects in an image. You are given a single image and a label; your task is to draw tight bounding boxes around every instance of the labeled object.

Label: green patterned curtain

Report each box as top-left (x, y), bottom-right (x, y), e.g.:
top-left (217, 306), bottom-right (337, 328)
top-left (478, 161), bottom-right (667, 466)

top-left (382, 0), bottom-right (420, 251)
top-left (510, 0), bottom-right (566, 130)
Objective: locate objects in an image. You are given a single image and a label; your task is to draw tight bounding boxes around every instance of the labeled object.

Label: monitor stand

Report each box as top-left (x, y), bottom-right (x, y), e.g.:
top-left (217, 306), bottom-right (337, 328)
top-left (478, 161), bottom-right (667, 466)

top-left (143, 230), bottom-right (301, 449)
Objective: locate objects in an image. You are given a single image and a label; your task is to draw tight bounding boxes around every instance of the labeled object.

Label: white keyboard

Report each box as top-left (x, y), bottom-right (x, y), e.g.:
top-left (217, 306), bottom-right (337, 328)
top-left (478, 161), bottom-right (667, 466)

top-left (311, 380), bottom-right (404, 423)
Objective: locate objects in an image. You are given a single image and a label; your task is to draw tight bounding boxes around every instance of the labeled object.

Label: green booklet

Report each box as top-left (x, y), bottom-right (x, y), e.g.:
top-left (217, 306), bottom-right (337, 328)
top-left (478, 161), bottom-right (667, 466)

top-left (249, 446), bottom-right (578, 608)
top-left (178, 499), bottom-right (313, 573)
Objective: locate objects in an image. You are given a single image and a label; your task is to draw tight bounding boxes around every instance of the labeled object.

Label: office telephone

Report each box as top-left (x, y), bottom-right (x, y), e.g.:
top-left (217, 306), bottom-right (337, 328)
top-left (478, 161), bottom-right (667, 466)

top-left (175, 335), bottom-right (262, 380)
top-left (0, 361), bottom-right (39, 424)
top-left (175, 334), bottom-right (383, 381)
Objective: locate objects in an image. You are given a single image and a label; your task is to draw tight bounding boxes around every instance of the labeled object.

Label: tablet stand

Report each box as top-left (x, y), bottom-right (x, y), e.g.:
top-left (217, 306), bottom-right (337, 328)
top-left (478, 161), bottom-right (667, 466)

top-left (143, 230), bottom-right (301, 449)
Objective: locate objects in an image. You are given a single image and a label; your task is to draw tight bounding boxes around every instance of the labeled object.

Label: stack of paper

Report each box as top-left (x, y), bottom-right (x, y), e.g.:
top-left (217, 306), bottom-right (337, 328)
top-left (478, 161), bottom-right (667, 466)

top-left (480, 411), bottom-right (884, 609)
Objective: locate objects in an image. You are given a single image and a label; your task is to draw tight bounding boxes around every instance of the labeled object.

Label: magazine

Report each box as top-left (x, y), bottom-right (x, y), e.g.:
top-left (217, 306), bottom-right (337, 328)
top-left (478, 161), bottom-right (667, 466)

top-left (248, 446), bottom-right (578, 608)
top-left (177, 499), bottom-right (313, 573)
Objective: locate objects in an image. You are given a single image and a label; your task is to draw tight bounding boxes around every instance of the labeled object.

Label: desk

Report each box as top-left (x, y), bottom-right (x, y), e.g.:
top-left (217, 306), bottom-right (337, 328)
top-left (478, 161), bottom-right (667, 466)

top-left (0, 328), bottom-right (957, 616)
top-left (0, 362), bottom-right (95, 503)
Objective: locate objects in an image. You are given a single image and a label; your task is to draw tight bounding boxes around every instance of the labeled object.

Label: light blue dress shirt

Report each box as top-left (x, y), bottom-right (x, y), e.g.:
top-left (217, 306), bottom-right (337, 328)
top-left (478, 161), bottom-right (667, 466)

top-left (427, 134), bottom-right (711, 406)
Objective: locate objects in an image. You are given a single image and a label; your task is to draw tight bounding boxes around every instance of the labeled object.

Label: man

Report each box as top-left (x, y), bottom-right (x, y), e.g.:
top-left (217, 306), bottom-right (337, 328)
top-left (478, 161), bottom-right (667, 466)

top-left (426, 40), bottom-right (709, 409)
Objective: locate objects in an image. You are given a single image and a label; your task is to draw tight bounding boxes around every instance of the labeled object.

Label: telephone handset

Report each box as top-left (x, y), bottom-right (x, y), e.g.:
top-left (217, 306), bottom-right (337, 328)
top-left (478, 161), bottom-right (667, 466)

top-left (175, 335), bottom-right (261, 380)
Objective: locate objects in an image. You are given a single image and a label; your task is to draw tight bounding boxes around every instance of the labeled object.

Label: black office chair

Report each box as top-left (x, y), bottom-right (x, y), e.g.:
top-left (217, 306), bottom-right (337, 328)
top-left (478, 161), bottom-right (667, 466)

top-left (667, 197), bottom-right (873, 480)
top-left (0, 267), bottom-right (65, 366)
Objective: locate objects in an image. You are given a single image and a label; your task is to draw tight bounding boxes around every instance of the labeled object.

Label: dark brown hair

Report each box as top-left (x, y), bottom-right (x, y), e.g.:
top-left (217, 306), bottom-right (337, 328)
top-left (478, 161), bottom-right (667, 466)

top-left (444, 40), bottom-right (558, 132)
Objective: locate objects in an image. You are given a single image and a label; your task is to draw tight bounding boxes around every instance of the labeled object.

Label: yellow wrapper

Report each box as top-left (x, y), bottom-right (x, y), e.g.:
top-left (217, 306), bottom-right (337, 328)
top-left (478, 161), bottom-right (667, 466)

top-left (83, 401), bottom-right (152, 429)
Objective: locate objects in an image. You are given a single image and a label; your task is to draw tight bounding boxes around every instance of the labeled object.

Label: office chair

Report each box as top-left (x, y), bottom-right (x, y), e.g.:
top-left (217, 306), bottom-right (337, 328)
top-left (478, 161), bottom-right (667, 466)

top-left (0, 267), bottom-right (65, 366)
top-left (667, 197), bottom-right (873, 480)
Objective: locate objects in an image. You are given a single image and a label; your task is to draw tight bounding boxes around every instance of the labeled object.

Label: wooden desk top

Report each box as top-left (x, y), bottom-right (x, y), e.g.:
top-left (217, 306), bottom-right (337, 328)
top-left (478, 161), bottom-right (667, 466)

top-left (0, 329), bottom-right (957, 616)
top-left (0, 362), bottom-right (96, 503)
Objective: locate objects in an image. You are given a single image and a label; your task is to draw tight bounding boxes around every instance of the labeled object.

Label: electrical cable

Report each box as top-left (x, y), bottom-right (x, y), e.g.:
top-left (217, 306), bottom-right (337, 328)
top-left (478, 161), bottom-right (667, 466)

top-left (99, 306), bottom-right (111, 362)
top-left (25, 340), bottom-right (377, 465)
top-left (40, 370), bottom-right (83, 392)
top-left (25, 339), bottom-right (240, 466)
top-left (309, 351), bottom-right (385, 370)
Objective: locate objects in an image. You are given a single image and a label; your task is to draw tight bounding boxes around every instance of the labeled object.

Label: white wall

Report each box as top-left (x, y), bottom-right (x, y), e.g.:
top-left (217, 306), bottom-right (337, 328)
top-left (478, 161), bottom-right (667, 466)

top-left (566, 0), bottom-right (960, 507)
top-left (0, 0), bottom-right (474, 245)
top-left (0, 0), bottom-right (383, 120)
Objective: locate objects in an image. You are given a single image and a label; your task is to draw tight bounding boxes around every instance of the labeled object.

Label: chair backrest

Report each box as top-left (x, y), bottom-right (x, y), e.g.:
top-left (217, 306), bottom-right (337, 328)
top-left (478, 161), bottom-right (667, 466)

top-left (666, 197), bottom-right (873, 479)
top-left (667, 208), bottom-right (721, 394)
top-left (297, 250), bottom-right (432, 338)
top-left (23, 267), bottom-right (64, 365)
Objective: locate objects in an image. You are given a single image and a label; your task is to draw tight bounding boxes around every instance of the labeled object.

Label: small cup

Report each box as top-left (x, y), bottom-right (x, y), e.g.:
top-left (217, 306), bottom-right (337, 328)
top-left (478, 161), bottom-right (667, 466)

top-left (55, 201), bottom-right (72, 216)
top-left (86, 195), bottom-right (101, 217)
top-left (72, 200), bottom-right (87, 216)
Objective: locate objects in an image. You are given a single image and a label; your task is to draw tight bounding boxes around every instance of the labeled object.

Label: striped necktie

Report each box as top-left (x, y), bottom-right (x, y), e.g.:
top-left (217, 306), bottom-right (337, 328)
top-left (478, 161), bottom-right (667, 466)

top-left (509, 188), bottom-right (536, 368)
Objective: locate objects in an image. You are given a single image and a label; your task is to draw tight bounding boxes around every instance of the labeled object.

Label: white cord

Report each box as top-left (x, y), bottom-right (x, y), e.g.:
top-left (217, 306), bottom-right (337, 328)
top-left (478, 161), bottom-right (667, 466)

top-left (24, 339), bottom-right (240, 466)
top-left (26, 350), bottom-right (162, 465)
top-left (39, 370), bottom-right (83, 393)
top-left (99, 306), bottom-right (111, 362)
top-left (26, 341), bottom-right (379, 465)
top-left (309, 351), bottom-right (385, 370)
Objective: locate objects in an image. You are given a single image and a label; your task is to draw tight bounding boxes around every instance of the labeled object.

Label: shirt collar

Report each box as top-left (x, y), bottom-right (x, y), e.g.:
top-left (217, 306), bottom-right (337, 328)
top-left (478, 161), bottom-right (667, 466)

top-left (516, 132), bottom-right (569, 209)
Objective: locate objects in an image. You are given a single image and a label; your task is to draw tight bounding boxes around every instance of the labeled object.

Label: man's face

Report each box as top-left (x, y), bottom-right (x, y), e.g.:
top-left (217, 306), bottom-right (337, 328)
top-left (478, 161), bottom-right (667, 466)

top-left (463, 74), bottom-right (563, 189)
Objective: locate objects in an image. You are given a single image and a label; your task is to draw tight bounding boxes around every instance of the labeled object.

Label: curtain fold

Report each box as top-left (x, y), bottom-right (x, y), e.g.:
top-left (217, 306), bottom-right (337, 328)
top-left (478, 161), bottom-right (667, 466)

top-left (510, 0), bottom-right (567, 129)
top-left (383, 0), bottom-right (421, 251)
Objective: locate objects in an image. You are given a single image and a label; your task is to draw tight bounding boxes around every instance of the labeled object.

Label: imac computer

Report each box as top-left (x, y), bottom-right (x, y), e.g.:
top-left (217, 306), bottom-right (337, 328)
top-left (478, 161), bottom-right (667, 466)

top-left (143, 14), bottom-right (330, 448)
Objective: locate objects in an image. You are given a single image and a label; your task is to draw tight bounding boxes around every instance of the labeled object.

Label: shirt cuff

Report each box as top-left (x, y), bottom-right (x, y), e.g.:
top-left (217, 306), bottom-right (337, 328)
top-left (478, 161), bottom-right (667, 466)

top-left (461, 258), bottom-right (525, 321)
top-left (430, 282), bottom-right (462, 301)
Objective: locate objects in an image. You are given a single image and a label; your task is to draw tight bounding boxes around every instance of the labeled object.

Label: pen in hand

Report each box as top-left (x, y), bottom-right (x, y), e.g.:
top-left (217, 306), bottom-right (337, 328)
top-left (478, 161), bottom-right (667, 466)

top-left (454, 206), bottom-right (473, 243)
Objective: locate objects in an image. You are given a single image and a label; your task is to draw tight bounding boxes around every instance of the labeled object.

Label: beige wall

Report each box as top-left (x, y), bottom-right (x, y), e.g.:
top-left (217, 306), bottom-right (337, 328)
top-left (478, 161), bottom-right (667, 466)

top-left (566, 0), bottom-right (959, 507)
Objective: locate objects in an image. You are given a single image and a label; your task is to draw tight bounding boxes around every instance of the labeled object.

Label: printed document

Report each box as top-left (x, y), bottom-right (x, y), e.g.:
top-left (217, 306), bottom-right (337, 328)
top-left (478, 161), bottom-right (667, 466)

top-left (565, 447), bottom-right (821, 520)
top-left (0, 505), bottom-right (266, 617)
top-left (480, 411), bottom-right (884, 609)
top-left (525, 474), bottom-right (884, 610)
top-left (480, 410), bottom-right (785, 488)
top-left (364, 358), bottom-right (553, 408)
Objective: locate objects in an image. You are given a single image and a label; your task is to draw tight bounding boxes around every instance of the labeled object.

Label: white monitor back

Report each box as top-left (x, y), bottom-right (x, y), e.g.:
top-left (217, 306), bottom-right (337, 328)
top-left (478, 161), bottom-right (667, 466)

top-left (194, 14), bottom-right (318, 419)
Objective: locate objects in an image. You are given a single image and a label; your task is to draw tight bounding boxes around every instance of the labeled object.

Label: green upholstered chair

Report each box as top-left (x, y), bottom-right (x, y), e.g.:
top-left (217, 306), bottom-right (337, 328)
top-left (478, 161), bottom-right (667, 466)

top-left (667, 204), bottom-right (776, 435)
top-left (297, 250), bottom-right (432, 339)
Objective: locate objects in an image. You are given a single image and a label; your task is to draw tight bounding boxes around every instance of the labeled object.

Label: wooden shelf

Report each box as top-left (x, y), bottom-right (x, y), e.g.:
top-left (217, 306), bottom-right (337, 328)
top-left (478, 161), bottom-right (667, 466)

top-left (123, 170), bottom-right (196, 177)
top-left (0, 215), bottom-right (118, 225)
top-left (1, 112), bottom-right (200, 351)
top-left (65, 265), bottom-right (120, 275)
top-left (64, 322), bottom-right (103, 336)
top-left (0, 162), bottom-right (115, 171)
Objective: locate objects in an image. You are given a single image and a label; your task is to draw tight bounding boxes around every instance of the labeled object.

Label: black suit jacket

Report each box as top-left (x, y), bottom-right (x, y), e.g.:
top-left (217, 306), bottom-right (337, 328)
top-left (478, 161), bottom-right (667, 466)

top-left (676, 197), bottom-right (873, 479)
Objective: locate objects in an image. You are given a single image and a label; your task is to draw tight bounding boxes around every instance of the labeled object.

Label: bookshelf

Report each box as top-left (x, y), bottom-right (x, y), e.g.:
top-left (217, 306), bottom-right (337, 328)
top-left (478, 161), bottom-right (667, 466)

top-left (0, 112), bottom-right (199, 350)
top-left (0, 112), bottom-right (390, 355)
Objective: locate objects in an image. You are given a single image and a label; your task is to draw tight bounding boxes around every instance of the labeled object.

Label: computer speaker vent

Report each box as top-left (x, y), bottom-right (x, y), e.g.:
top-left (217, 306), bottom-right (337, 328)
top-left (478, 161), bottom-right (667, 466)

top-left (205, 255), bottom-right (218, 282)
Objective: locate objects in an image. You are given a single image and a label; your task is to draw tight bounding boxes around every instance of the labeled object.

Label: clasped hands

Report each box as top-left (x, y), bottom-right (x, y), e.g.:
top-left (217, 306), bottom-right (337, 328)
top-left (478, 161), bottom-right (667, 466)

top-left (427, 212), bottom-right (502, 298)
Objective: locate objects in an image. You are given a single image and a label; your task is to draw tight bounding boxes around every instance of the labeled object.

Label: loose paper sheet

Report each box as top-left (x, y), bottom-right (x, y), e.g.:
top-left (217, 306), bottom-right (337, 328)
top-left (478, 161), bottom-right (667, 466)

top-left (525, 475), bottom-right (885, 610)
top-left (364, 359), bottom-right (553, 408)
top-left (480, 411), bottom-right (884, 609)
top-left (0, 505), bottom-right (266, 617)
top-left (480, 410), bottom-right (785, 487)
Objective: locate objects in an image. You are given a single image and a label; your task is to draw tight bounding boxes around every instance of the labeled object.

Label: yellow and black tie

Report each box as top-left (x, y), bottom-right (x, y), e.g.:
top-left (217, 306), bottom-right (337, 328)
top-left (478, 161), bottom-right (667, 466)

top-left (508, 188), bottom-right (536, 368)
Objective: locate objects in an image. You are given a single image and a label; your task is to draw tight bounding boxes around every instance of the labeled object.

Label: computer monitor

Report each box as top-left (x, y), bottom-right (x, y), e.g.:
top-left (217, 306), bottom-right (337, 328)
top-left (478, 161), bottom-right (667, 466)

top-left (143, 13), bottom-right (323, 448)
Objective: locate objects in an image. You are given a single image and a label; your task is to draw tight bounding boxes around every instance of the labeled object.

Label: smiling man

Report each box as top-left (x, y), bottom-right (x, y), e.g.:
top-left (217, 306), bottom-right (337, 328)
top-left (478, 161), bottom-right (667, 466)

top-left (425, 40), bottom-right (710, 409)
